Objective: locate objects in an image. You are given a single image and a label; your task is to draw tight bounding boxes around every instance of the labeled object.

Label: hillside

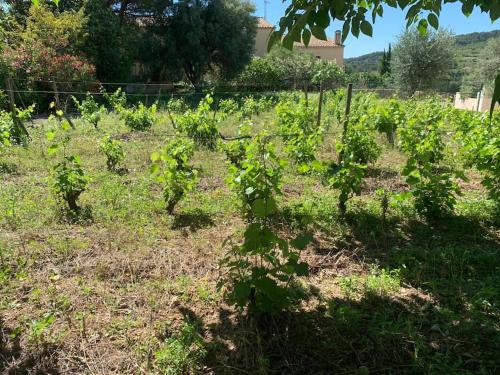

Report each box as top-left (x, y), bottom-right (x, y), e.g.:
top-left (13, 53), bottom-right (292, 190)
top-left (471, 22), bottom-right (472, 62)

top-left (345, 30), bottom-right (500, 84)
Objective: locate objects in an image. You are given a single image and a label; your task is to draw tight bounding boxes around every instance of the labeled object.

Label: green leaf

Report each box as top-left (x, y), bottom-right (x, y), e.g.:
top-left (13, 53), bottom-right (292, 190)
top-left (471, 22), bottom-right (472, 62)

top-left (360, 20), bottom-right (373, 37)
top-left (47, 144), bottom-right (58, 155)
top-left (302, 28), bottom-right (311, 46)
top-left (316, 8), bottom-right (330, 28)
top-left (233, 282), bottom-right (251, 305)
top-left (490, 73), bottom-right (500, 119)
top-left (251, 198), bottom-right (277, 218)
top-left (282, 34), bottom-right (294, 50)
top-left (293, 262), bottom-right (309, 276)
top-left (291, 233), bottom-right (313, 250)
top-left (342, 21), bottom-right (350, 42)
top-left (311, 25), bottom-right (327, 40)
top-left (417, 19), bottom-right (428, 35)
top-left (427, 13), bottom-right (439, 29)
top-left (332, 0), bottom-right (345, 15)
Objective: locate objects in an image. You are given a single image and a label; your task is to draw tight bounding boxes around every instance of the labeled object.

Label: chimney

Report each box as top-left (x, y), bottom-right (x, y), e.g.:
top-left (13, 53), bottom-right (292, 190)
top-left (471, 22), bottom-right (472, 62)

top-left (335, 30), bottom-right (341, 45)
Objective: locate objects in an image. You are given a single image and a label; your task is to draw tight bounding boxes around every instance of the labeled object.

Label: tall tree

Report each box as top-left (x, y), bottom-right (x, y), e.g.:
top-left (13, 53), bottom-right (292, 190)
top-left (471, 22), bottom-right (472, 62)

top-left (161, 0), bottom-right (256, 86)
top-left (379, 44), bottom-right (392, 76)
top-left (82, 0), bottom-right (136, 82)
top-left (392, 29), bottom-right (454, 95)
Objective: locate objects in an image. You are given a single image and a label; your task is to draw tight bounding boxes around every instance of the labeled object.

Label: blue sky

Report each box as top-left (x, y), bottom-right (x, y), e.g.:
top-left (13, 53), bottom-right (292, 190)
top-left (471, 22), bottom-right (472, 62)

top-left (253, 1), bottom-right (499, 58)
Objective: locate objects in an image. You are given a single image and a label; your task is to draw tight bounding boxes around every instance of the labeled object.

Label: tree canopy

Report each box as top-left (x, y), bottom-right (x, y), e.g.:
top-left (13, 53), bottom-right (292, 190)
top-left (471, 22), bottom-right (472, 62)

top-left (392, 29), bottom-right (454, 95)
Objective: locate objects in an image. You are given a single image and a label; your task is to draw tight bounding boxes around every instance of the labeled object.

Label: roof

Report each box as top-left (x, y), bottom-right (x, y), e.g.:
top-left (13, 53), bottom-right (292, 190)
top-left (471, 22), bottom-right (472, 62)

top-left (257, 17), bottom-right (342, 48)
top-left (295, 36), bottom-right (341, 48)
top-left (257, 17), bottom-right (274, 29)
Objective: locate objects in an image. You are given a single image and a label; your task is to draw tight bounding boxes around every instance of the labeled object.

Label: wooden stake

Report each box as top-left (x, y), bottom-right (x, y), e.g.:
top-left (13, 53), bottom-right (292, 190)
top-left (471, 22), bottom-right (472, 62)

top-left (5, 77), bottom-right (29, 143)
top-left (338, 83), bottom-right (353, 164)
top-left (52, 80), bottom-right (75, 128)
top-left (316, 82), bottom-right (324, 127)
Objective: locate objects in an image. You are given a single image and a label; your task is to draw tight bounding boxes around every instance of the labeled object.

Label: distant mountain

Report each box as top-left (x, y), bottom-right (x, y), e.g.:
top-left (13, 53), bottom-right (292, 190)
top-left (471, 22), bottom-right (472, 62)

top-left (345, 30), bottom-right (500, 80)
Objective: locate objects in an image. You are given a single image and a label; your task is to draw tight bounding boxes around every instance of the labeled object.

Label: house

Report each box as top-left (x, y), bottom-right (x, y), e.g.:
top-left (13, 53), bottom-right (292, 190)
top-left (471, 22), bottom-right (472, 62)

top-left (254, 17), bottom-right (345, 66)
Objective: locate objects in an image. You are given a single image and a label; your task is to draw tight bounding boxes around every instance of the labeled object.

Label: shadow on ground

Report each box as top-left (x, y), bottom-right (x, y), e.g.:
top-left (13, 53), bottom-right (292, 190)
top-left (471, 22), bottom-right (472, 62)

top-left (175, 206), bottom-right (500, 374)
top-left (172, 209), bottom-right (215, 232)
top-left (0, 317), bottom-right (61, 374)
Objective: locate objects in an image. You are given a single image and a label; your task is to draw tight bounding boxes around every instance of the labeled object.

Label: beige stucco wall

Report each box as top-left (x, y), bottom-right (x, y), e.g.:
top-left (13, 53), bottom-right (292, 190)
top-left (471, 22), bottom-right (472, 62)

top-left (254, 27), bottom-right (273, 57)
top-left (254, 27), bottom-right (344, 66)
top-left (454, 91), bottom-right (498, 112)
top-left (297, 46), bottom-right (344, 66)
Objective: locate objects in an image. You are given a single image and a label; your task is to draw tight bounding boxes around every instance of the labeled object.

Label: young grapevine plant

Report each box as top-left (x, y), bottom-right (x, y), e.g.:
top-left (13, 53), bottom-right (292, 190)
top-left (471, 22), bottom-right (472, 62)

top-left (46, 112), bottom-right (89, 212)
top-left (150, 138), bottom-right (198, 214)
top-left (275, 99), bottom-right (323, 173)
top-left (72, 94), bottom-right (106, 129)
top-left (99, 135), bottom-right (125, 173)
top-left (220, 133), bottom-right (312, 315)
top-left (398, 99), bottom-right (461, 219)
top-left (119, 102), bottom-right (158, 131)
top-left (175, 94), bottom-right (220, 150)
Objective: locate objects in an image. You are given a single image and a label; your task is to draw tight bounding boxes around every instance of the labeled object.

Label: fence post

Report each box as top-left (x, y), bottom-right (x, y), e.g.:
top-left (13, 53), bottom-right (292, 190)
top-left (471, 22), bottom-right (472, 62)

top-left (338, 82), bottom-right (353, 164)
top-left (5, 77), bottom-right (29, 143)
top-left (316, 81), bottom-right (323, 127)
top-left (52, 80), bottom-right (75, 128)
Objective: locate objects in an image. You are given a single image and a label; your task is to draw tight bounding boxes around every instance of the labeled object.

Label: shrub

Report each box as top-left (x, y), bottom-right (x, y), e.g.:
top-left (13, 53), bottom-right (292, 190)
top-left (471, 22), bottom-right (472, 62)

top-left (175, 94), bottom-right (219, 150)
top-left (120, 102), bottom-right (157, 131)
top-left (220, 121), bottom-right (252, 168)
top-left (150, 138), bottom-right (198, 214)
top-left (51, 155), bottom-right (89, 212)
top-left (99, 135), bottom-right (125, 172)
top-left (72, 93), bottom-right (106, 129)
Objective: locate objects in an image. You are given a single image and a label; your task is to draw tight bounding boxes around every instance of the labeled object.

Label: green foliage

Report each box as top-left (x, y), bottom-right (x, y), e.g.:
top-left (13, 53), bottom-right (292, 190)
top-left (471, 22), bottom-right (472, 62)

top-left (119, 102), bottom-right (157, 131)
top-left (270, 0), bottom-right (497, 53)
top-left (340, 117), bottom-right (381, 165)
top-left (3, 5), bottom-right (95, 85)
top-left (0, 112), bottom-right (12, 148)
top-left (398, 99), bottom-right (461, 219)
top-left (379, 44), bottom-right (391, 76)
top-left (370, 98), bottom-right (406, 144)
top-left (103, 87), bottom-right (127, 112)
top-left (220, 133), bottom-right (311, 314)
top-left (0, 105), bottom-right (34, 145)
top-left (154, 322), bottom-right (207, 375)
top-left (161, 0), bottom-right (257, 85)
top-left (82, 0), bottom-right (135, 82)
top-left (220, 121), bottom-right (251, 168)
top-left (99, 135), bottom-right (125, 173)
top-left (392, 29), bottom-right (455, 96)
top-left (72, 93), bottom-right (106, 128)
top-left (150, 138), bottom-right (198, 214)
top-left (453, 109), bottom-right (500, 202)
top-left (175, 94), bottom-right (219, 150)
top-left (51, 155), bottom-right (89, 212)
top-left (275, 99), bottom-right (322, 173)
top-left (226, 132), bottom-right (285, 218)
top-left (217, 98), bottom-right (238, 116)
top-left (166, 98), bottom-right (188, 115)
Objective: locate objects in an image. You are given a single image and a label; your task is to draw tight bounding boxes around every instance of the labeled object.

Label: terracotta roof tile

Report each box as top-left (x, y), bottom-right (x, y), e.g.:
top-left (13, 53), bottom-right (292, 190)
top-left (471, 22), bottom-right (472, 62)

top-left (295, 36), bottom-right (341, 47)
top-left (257, 17), bottom-right (274, 29)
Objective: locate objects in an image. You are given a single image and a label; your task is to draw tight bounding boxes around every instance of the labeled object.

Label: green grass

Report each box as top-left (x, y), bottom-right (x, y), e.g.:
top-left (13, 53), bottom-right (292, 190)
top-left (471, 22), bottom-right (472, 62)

top-left (0, 106), bottom-right (499, 374)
